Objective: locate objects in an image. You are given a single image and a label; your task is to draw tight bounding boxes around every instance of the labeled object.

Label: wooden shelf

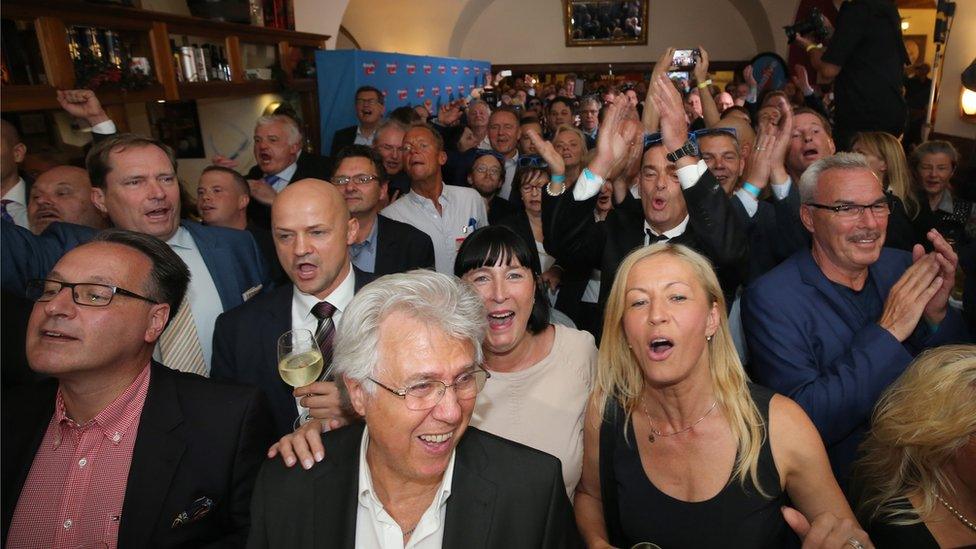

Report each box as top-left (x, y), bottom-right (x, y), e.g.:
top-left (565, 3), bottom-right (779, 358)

top-left (1, 85), bottom-right (61, 111)
top-left (177, 79), bottom-right (280, 100)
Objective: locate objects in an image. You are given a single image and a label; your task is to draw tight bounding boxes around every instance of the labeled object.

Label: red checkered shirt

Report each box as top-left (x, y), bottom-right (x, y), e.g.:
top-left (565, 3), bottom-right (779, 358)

top-left (7, 365), bottom-right (151, 549)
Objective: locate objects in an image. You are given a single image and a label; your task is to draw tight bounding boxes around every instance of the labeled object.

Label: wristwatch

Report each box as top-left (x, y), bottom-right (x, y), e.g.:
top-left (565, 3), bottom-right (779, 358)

top-left (666, 139), bottom-right (699, 163)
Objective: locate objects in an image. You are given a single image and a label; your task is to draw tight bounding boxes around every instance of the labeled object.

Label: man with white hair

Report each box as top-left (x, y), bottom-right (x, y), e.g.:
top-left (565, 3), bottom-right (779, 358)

top-left (247, 271), bottom-right (580, 548)
top-left (743, 152), bottom-right (969, 485)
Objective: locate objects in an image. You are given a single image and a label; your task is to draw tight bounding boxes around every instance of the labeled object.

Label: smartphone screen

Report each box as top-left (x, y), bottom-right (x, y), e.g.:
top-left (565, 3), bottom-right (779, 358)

top-left (672, 49), bottom-right (697, 69)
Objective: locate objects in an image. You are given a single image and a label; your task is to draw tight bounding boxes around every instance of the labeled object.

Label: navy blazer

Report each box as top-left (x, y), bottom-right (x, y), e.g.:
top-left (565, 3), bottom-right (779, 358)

top-left (211, 269), bottom-right (374, 437)
top-left (247, 423), bottom-right (582, 548)
top-left (1, 219), bottom-right (268, 312)
top-left (743, 247), bottom-right (970, 483)
top-left (373, 214), bottom-right (435, 276)
top-left (2, 362), bottom-right (275, 548)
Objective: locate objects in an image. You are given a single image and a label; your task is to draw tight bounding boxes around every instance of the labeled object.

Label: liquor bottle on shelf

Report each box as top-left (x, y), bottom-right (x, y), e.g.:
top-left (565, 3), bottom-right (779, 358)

top-left (193, 44), bottom-right (209, 82)
top-left (67, 28), bottom-right (82, 61)
top-left (249, 0), bottom-right (264, 26)
top-left (179, 37), bottom-right (197, 82)
top-left (170, 39), bottom-right (184, 83)
top-left (218, 46), bottom-right (232, 81)
top-left (103, 30), bottom-right (123, 68)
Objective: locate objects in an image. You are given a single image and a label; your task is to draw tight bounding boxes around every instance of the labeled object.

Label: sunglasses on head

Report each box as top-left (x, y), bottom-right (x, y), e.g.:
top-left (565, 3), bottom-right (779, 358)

top-left (517, 155), bottom-right (549, 169)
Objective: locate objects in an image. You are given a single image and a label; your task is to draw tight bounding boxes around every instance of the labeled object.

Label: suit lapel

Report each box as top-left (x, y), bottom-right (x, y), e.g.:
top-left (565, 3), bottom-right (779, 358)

top-left (443, 430), bottom-right (497, 549)
top-left (373, 216), bottom-right (393, 276)
top-left (181, 221), bottom-right (238, 310)
top-left (118, 364), bottom-right (186, 547)
top-left (2, 381), bottom-right (57, 536)
top-left (796, 249), bottom-right (865, 330)
top-left (266, 287), bottom-right (300, 429)
top-left (313, 425), bottom-right (363, 549)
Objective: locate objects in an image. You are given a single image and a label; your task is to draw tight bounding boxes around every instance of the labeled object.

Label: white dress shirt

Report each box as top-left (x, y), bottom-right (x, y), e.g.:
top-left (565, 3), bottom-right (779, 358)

top-left (268, 161), bottom-right (299, 192)
top-left (733, 176), bottom-right (792, 218)
top-left (381, 185), bottom-right (487, 274)
top-left (165, 226), bottom-right (223, 372)
top-left (355, 126), bottom-right (377, 147)
top-left (2, 177), bottom-right (30, 230)
top-left (356, 427), bottom-right (454, 549)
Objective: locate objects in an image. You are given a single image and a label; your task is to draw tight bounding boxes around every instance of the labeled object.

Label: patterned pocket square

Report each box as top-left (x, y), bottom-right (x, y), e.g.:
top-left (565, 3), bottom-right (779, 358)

top-left (171, 496), bottom-right (214, 528)
top-left (242, 284), bottom-right (263, 302)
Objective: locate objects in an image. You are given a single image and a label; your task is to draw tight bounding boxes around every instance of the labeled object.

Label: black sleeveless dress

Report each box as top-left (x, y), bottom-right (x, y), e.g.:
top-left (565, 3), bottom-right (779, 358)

top-left (599, 383), bottom-right (797, 548)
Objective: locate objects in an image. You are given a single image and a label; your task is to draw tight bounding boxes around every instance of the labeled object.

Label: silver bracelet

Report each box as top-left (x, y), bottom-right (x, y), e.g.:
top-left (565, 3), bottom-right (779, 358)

top-left (546, 181), bottom-right (565, 197)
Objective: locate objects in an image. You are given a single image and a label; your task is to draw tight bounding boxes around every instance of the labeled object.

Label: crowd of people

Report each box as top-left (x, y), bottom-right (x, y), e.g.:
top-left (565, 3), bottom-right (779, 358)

top-left (1, 15), bottom-right (975, 548)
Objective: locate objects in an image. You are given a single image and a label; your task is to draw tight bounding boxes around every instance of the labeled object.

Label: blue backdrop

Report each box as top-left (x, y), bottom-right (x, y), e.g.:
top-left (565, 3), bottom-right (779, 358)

top-left (315, 50), bottom-right (491, 155)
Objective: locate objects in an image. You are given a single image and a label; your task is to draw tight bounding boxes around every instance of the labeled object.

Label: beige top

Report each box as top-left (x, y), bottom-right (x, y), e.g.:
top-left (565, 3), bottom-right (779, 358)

top-left (471, 324), bottom-right (597, 497)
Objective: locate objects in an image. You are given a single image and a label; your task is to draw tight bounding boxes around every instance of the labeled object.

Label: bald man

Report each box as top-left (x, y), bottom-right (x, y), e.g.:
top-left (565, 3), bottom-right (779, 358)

top-left (27, 165), bottom-right (109, 234)
top-left (212, 179), bottom-right (372, 436)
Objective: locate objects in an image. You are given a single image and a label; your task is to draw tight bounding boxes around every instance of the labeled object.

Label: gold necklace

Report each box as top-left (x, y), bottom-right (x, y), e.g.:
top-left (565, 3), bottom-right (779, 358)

top-left (642, 399), bottom-right (717, 443)
top-left (934, 492), bottom-right (976, 533)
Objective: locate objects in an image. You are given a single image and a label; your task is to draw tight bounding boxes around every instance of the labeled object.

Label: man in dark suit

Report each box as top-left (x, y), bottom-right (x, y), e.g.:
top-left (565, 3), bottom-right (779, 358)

top-left (330, 86), bottom-right (386, 157)
top-left (212, 179), bottom-right (371, 437)
top-left (1, 134), bottom-right (269, 376)
top-left (2, 230), bottom-right (274, 548)
top-left (743, 153), bottom-right (969, 485)
top-left (332, 145), bottom-right (434, 276)
top-left (546, 79), bottom-right (748, 338)
top-left (238, 114), bottom-right (333, 230)
top-left (247, 271), bottom-right (580, 548)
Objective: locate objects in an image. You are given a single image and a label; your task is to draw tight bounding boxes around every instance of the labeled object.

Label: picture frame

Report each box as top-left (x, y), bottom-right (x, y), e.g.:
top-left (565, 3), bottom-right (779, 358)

top-left (563, 0), bottom-right (648, 48)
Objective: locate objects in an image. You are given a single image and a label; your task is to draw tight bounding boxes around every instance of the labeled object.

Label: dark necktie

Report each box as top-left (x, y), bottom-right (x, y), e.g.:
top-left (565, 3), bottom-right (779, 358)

top-left (311, 301), bottom-right (337, 377)
top-left (646, 228), bottom-right (668, 244)
top-left (1, 199), bottom-right (14, 224)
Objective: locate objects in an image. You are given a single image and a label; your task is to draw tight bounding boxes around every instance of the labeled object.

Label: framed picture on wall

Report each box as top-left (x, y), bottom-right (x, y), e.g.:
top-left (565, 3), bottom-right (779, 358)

top-left (563, 0), bottom-right (648, 47)
top-left (147, 100), bottom-right (206, 159)
top-left (903, 34), bottom-right (927, 67)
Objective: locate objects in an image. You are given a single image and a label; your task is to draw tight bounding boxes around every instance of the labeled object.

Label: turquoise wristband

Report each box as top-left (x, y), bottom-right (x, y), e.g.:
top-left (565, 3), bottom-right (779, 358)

top-left (550, 174), bottom-right (566, 183)
top-left (742, 182), bottom-right (761, 199)
top-left (583, 168), bottom-right (598, 182)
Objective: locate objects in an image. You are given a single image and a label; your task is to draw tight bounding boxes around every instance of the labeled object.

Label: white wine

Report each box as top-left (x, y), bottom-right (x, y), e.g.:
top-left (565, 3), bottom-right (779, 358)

top-left (278, 351), bottom-right (324, 387)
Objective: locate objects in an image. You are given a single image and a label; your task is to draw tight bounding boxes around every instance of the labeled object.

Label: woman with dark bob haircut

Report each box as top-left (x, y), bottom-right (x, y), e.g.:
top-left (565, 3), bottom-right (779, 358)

top-left (454, 225), bottom-right (598, 497)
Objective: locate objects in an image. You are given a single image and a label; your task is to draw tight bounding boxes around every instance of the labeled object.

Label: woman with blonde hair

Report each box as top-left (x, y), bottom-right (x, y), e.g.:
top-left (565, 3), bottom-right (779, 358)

top-left (854, 345), bottom-right (976, 548)
top-left (575, 243), bottom-right (868, 548)
top-left (552, 124), bottom-right (589, 186)
top-left (851, 131), bottom-right (923, 251)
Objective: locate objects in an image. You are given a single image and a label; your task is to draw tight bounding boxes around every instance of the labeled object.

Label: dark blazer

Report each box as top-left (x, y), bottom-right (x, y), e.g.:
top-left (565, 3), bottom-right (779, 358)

top-left (373, 214), bottom-right (435, 276)
top-left (743, 247), bottom-right (970, 483)
top-left (2, 362), bottom-right (275, 548)
top-left (247, 423), bottom-right (582, 548)
top-left (211, 269), bottom-right (374, 437)
top-left (545, 169), bottom-right (748, 338)
top-left (245, 152), bottom-right (334, 230)
top-left (1, 219), bottom-right (269, 311)
top-left (329, 126), bottom-right (358, 158)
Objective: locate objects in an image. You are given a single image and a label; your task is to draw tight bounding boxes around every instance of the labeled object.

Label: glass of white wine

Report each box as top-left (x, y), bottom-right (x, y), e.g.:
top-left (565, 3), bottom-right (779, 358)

top-left (277, 329), bottom-right (324, 427)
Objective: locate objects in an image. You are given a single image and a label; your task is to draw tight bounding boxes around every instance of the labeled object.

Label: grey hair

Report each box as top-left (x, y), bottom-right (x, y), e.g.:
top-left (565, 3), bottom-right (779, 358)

top-left (375, 117), bottom-right (409, 139)
top-left (910, 140), bottom-right (959, 170)
top-left (799, 152), bottom-right (875, 203)
top-left (255, 115), bottom-right (302, 146)
top-left (331, 270), bottom-right (487, 394)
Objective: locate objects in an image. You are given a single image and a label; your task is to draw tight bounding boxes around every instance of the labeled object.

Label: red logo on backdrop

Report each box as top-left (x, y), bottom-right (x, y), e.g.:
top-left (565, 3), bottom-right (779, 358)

top-left (397, 89), bottom-right (408, 100)
top-left (438, 65), bottom-right (446, 74)
top-left (386, 63), bottom-right (397, 75)
top-left (451, 66), bottom-right (459, 75)
top-left (458, 85), bottom-right (466, 95)
top-left (445, 85), bottom-right (453, 94)
top-left (406, 64), bottom-right (416, 75)
top-left (423, 64), bottom-right (432, 75)
top-left (463, 66), bottom-right (470, 75)
top-left (474, 67), bottom-right (481, 75)
top-left (415, 87), bottom-right (425, 98)
top-left (362, 63), bottom-right (376, 75)
top-left (431, 86), bottom-right (440, 96)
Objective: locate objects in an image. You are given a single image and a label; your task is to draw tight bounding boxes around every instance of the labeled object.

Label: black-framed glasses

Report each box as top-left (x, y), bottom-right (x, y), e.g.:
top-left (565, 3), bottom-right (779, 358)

top-left (518, 155), bottom-right (549, 169)
top-left (332, 174), bottom-right (379, 187)
top-left (473, 166), bottom-right (502, 176)
top-left (369, 368), bottom-right (491, 411)
top-left (26, 279), bottom-right (159, 307)
top-left (805, 200), bottom-right (891, 219)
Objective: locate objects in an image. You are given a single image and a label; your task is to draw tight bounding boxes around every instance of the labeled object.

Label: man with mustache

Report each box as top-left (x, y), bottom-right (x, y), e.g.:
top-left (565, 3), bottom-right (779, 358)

top-left (27, 166), bottom-right (108, 234)
top-left (743, 153), bottom-right (969, 486)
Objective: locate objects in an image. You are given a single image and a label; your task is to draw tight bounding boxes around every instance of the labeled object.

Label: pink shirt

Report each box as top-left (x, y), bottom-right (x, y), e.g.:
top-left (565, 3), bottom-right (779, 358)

top-left (7, 365), bottom-right (151, 549)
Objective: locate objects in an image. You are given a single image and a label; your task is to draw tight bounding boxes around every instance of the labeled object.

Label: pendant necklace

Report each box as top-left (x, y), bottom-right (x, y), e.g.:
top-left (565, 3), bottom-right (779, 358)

top-left (642, 399), bottom-right (717, 443)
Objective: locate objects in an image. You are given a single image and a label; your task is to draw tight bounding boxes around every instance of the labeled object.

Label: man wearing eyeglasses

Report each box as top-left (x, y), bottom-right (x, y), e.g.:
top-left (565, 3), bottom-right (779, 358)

top-left (467, 151), bottom-right (516, 225)
top-left (743, 153), bottom-right (969, 486)
top-left (331, 86), bottom-right (387, 157)
top-left (332, 145), bottom-right (434, 276)
top-left (3, 229), bottom-right (274, 548)
top-left (247, 271), bottom-right (581, 548)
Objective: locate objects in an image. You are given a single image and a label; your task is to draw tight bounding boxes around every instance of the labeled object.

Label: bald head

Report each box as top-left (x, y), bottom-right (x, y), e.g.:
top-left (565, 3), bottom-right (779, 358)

top-left (271, 178), bottom-right (358, 299)
top-left (716, 116), bottom-right (756, 162)
top-left (29, 165), bottom-right (108, 234)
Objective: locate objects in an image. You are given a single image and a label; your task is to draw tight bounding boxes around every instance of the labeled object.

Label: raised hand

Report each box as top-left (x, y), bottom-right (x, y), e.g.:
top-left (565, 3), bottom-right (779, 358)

top-left (693, 45), bottom-right (711, 84)
top-left (56, 89), bottom-right (110, 126)
top-left (458, 126), bottom-right (479, 153)
top-left (743, 64), bottom-right (757, 88)
top-left (525, 129), bottom-right (565, 176)
top-left (922, 229), bottom-right (958, 325)
top-left (651, 47), bottom-right (677, 80)
top-left (792, 64), bottom-right (814, 95)
top-left (782, 507), bottom-right (873, 549)
top-left (438, 101), bottom-right (463, 126)
top-left (878, 253), bottom-right (943, 341)
top-left (589, 101), bottom-right (630, 179)
top-left (769, 102), bottom-right (794, 184)
top-left (745, 133), bottom-right (776, 190)
top-left (650, 74), bottom-right (689, 154)
top-left (248, 179), bottom-right (278, 206)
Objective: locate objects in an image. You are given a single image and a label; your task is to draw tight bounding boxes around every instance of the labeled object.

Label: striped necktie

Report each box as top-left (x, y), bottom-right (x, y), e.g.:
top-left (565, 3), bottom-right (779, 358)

top-left (312, 301), bottom-right (337, 378)
top-left (159, 295), bottom-right (208, 376)
top-left (1, 199), bottom-right (14, 223)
